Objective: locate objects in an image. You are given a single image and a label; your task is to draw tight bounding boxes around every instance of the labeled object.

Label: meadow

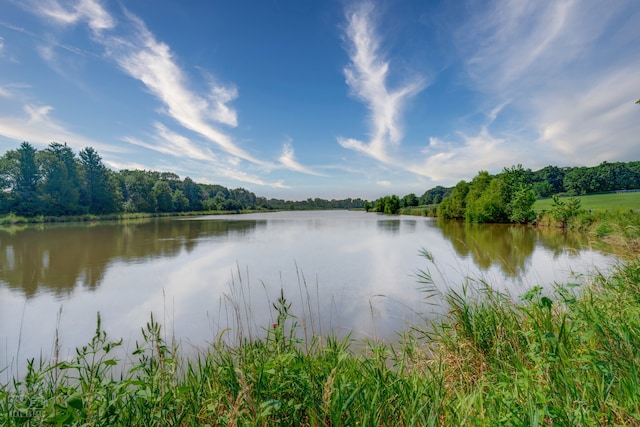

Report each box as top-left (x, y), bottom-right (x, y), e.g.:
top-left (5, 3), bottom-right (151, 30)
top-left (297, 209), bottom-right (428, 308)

top-left (534, 191), bottom-right (640, 212)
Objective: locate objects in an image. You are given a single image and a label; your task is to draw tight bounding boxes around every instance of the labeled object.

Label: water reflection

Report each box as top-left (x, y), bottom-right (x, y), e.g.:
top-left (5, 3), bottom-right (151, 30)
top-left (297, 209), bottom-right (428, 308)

top-left (0, 219), bottom-right (262, 298)
top-left (433, 220), bottom-right (594, 278)
top-left (435, 220), bottom-right (536, 277)
top-left (0, 212), bottom-right (616, 369)
top-left (377, 219), bottom-right (401, 233)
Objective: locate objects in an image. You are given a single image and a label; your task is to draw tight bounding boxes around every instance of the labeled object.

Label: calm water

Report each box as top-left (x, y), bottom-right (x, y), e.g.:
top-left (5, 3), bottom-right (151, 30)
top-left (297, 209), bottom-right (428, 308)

top-left (0, 210), bottom-right (614, 369)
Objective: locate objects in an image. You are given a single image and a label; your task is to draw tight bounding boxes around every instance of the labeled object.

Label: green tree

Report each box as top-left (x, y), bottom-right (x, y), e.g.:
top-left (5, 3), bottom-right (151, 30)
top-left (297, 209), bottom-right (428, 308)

top-left (222, 199), bottom-right (242, 212)
top-left (230, 187), bottom-right (257, 210)
top-left (470, 177), bottom-right (506, 223)
top-left (532, 181), bottom-right (553, 198)
top-left (120, 170), bottom-right (156, 213)
top-left (13, 142), bottom-right (41, 215)
top-left (465, 171), bottom-right (494, 222)
top-left (79, 147), bottom-right (118, 214)
top-left (563, 167), bottom-right (593, 195)
top-left (182, 177), bottom-right (203, 211)
top-left (550, 195), bottom-right (582, 228)
top-left (532, 165), bottom-right (565, 195)
top-left (384, 195), bottom-right (400, 214)
top-left (500, 165), bottom-right (536, 223)
top-left (159, 172), bottom-right (181, 190)
top-left (0, 152), bottom-right (15, 213)
top-left (152, 180), bottom-right (174, 212)
top-left (438, 180), bottom-right (469, 219)
top-left (172, 189), bottom-right (189, 212)
top-left (40, 142), bottom-right (82, 215)
top-left (420, 185), bottom-right (451, 205)
top-left (509, 183), bottom-right (537, 223)
top-left (401, 193), bottom-right (418, 208)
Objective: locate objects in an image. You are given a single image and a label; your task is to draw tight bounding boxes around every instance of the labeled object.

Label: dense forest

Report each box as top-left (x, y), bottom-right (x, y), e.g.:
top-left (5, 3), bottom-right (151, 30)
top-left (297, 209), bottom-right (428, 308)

top-left (0, 142), bottom-right (365, 217)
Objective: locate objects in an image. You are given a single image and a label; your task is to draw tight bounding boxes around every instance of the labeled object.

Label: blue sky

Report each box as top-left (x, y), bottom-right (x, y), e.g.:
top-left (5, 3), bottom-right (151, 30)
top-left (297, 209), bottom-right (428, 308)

top-left (1, 0), bottom-right (639, 200)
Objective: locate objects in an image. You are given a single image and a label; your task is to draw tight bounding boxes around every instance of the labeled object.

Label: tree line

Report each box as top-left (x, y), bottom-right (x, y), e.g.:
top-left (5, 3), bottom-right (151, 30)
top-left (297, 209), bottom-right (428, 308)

top-left (0, 142), bottom-right (365, 217)
top-left (368, 160), bottom-right (640, 223)
top-left (2, 141), bottom-right (638, 220)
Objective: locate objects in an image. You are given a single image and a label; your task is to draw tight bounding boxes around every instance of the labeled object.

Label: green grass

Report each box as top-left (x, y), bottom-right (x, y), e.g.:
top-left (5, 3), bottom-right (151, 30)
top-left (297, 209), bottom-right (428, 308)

top-left (0, 209), bottom-right (269, 227)
top-left (3, 250), bottom-right (640, 425)
top-left (399, 204), bottom-right (439, 217)
top-left (535, 191), bottom-right (640, 212)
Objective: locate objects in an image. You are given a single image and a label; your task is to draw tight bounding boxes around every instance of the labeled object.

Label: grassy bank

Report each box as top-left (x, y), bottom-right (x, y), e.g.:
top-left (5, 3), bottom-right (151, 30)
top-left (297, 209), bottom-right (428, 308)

top-left (534, 191), bottom-right (640, 212)
top-left (0, 209), bottom-right (269, 227)
top-left (536, 207), bottom-right (640, 257)
top-left (399, 204), bottom-right (438, 217)
top-left (2, 252), bottom-right (640, 425)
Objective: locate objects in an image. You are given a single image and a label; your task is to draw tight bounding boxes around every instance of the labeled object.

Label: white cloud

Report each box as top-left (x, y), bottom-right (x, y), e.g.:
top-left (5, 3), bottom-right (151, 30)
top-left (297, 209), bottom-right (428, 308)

top-left (452, 0), bottom-right (640, 169)
top-left (534, 65), bottom-right (640, 164)
top-left (410, 129), bottom-right (516, 182)
top-left (207, 79), bottom-right (238, 127)
top-left (76, 0), bottom-right (115, 33)
top-left (338, 2), bottom-right (425, 163)
top-left (278, 140), bottom-right (324, 176)
top-left (123, 122), bottom-right (217, 162)
top-left (376, 180), bottom-right (391, 187)
top-left (0, 103), bottom-right (122, 154)
top-left (103, 11), bottom-right (266, 166)
top-left (23, 0), bottom-right (269, 168)
top-left (34, 0), bottom-right (114, 34)
top-left (105, 159), bottom-right (149, 171)
top-left (220, 169), bottom-right (289, 189)
top-left (459, 1), bottom-right (590, 94)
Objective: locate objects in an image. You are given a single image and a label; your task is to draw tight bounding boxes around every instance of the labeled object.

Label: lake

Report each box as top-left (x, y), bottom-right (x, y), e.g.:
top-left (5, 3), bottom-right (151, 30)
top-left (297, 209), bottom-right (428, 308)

top-left (0, 210), bottom-right (615, 370)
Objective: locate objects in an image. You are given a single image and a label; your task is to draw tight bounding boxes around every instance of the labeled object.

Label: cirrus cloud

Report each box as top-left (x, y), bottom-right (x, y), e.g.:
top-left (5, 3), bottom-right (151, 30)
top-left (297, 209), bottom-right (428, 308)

top-left (338, 2), bottom-right (425, 163)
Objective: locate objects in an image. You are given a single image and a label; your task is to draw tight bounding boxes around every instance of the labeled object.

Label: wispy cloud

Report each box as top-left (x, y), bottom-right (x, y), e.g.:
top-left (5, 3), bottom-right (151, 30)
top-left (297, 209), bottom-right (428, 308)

top-left (103, 10), bottom-right (265, 165)
top-left (220, 169), bottom-right (288, 189)
top-left (459, 1), bottom-right (580, 94)
top-left (105, 159), bottom-right (150, 171)
top-left (24, 0), bottom-right (268, 168)
top-left (123, 122), bottom-right (217, 162)
top-left (0, 86), bottom-right (12, 99)
top-left (0, 103), bottom-right (122, 153)
top-left (404, 0), bottom-right (640, 182)
top-left (278, 139), bottom-right (325, 176)
top-left (338, 2), bottom-right (425, 163)
top-left (34, 0), bottom-right (115, 34)
top-left (410, 128), bottom-right (516, 182)
top-left (533, 65), bottom-right (640, 164)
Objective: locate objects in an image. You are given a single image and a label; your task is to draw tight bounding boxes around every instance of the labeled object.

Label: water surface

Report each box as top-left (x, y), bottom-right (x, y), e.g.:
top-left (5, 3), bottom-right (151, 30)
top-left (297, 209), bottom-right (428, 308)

top-left (0, 210), bottom-right (614, 369)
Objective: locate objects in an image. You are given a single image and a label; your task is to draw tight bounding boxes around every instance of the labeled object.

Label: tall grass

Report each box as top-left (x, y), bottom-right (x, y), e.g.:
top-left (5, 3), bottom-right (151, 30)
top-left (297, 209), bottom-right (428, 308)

top-left (2, 255), bottom-right (640, 425)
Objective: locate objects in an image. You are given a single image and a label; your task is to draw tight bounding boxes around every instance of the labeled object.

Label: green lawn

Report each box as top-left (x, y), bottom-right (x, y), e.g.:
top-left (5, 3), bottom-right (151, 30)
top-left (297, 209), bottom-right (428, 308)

top-left (535, 191), bottom-right (640, 212)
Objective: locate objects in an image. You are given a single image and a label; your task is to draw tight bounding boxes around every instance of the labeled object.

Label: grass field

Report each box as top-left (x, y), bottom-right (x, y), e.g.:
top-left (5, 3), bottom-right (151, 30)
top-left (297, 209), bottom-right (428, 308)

top-left (535, 191), bottom-right (640, 212)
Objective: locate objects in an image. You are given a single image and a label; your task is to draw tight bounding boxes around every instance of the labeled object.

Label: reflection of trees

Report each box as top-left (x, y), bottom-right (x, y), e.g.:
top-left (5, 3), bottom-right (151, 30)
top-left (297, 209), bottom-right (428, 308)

top-left (0, 219), bottom-right (261, 298)
top-left (436, 220), bottom-right (537, 277)
top-left (376, 219), bottom-right (417, 234)
top-left (534, 227), bottom-right (590, 257)
top-left (377, 219), bottom-right (401, 233)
